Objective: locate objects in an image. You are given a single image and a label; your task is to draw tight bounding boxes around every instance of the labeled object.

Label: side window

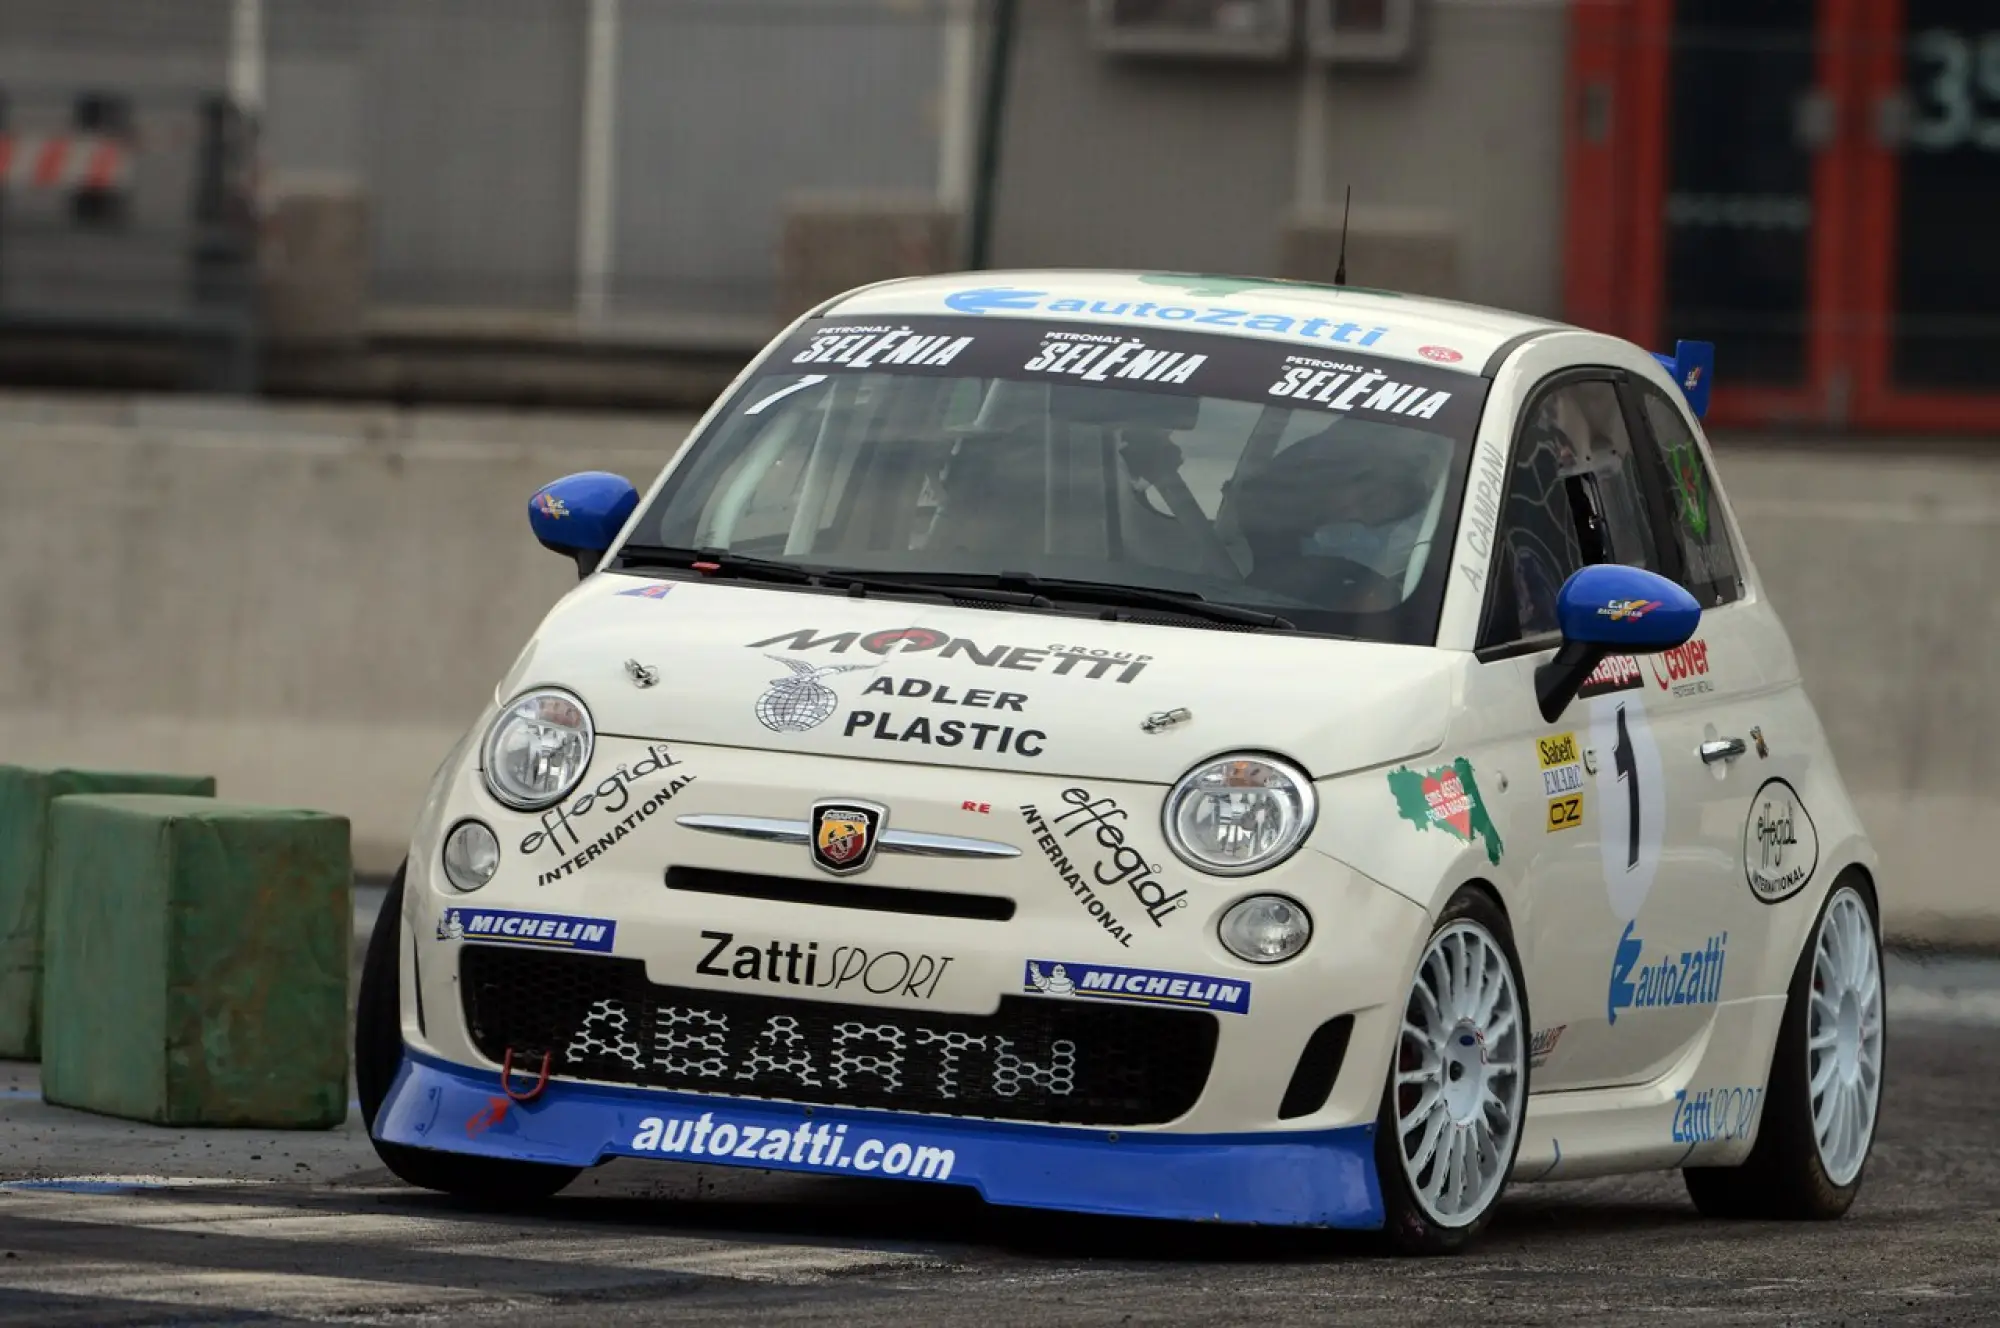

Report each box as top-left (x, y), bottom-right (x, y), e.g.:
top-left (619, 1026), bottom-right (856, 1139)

top-left (1634, 384), bottom-right (1744, 606)
top-left (1482, 378), bottom-right (1667, 646)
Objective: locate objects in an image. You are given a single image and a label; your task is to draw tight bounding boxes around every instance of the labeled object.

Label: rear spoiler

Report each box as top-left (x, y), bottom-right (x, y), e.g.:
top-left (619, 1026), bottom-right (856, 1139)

top-left (1651, 339), bottom-right (1715, 420)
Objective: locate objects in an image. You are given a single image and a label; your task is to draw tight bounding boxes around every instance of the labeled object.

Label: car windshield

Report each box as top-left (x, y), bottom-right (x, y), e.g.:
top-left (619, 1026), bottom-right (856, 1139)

top-left (621, 315), bottom-right (1491, 643)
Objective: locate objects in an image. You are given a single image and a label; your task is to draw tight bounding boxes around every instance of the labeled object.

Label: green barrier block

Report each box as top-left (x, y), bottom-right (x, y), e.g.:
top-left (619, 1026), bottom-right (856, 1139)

top-left (41, 794), bottom-right (351, 1127)
top-left (0, 767), bottom-right (216, 1060)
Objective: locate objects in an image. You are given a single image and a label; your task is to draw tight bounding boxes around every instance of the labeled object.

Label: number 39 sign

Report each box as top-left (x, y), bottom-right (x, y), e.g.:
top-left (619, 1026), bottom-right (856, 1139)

top-left (1590, 693), bottom-right (1666, 923)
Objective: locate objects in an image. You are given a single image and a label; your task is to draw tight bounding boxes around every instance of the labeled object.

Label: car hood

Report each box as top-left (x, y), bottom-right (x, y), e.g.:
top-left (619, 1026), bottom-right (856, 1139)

top-left (496, 576), bottom-right (1457, 786)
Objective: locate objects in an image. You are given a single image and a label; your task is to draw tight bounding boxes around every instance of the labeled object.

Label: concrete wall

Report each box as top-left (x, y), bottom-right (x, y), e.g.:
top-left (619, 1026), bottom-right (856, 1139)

top-left (993, 0), bottom-right (1570, 318)
top-left (3, 392), bottom-right (1993, 944)
top-left (0, 391), bottom-right (687, 876)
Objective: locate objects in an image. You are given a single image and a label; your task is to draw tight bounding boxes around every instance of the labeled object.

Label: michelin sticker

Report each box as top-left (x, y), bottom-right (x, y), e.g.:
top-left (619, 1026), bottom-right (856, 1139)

top-left (1023, 959), bottom-right (1251, 1015)
top-left (1590, 692), bottom-right (1665, 922)
top-left (1743, 778), bottom-right (1818, 904)
top-left (435, 908), bottom-right (617, 952)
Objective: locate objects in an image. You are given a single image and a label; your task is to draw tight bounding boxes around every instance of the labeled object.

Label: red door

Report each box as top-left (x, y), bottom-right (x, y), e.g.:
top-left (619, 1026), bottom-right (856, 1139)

top-left (1564, 0), bottom-right (2000, 433)
top-left (1852, 0), bottom-right (2000, 430)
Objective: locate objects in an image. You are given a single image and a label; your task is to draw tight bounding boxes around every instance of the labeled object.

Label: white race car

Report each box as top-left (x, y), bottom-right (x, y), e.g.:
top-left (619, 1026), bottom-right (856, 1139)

top-left (357, 271), bottom-right (1884, 1254)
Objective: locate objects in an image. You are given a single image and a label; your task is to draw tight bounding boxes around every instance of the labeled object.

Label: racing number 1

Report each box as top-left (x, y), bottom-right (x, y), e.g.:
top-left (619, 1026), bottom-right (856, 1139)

top-left (1613, 703), bottom-right (1640, 871)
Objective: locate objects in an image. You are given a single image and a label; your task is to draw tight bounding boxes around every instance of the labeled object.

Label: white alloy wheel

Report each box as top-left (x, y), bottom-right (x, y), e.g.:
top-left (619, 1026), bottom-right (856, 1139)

top-left (1394, 919), bottom-right (1526, 1228)
top-left (1808, 886), bottom-right (1884, 1187)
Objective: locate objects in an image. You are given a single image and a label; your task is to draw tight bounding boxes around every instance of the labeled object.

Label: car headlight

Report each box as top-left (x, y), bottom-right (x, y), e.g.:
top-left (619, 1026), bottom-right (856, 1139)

top-left (481, 687), bottom-right (594, 811)
top-left (1219, 894), bottom-right (1313, 963)
top-left (442, 819), bottom-right (500, 892)
top-left (1162, 753), bottom-right (1316, 876)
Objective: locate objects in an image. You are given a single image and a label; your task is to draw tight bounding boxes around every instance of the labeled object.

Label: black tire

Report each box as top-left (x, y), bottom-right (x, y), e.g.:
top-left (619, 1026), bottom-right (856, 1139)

top-left (356, 861), bottom-right (581, 1202)
top-left (1683, 872), bottom-right (1882, 1221)
top-left (1374, 887), bottom-right (1530, 1256)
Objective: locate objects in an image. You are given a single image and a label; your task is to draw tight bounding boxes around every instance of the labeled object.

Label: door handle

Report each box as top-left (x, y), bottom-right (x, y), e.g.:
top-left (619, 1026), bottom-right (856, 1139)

top-left (1700, 737), bottom-right (1748, 765)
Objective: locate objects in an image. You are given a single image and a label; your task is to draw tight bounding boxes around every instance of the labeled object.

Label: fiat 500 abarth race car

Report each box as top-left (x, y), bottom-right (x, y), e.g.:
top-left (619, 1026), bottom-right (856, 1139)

top-left (357, 271), bottom-right (1884, 1253)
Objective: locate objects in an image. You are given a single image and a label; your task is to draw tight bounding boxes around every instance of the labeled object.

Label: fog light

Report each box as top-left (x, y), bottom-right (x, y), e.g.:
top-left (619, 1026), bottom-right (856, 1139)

top-left (1219, 894), bottom-right (1312, 964)
top-left (443, 819), bottom-right (500, 892)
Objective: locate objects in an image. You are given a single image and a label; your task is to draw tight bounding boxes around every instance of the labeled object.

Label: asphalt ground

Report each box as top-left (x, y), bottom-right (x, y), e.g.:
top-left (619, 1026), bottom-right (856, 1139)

top-left (2, 889), bottom-right (1997, 1326)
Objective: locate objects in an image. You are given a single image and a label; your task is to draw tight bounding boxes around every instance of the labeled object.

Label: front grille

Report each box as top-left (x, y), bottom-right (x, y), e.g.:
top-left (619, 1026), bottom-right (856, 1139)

top-left (460, 945), bottom-right (1215, 1126)
top-left (665, 865), bottom-right (1015, 921)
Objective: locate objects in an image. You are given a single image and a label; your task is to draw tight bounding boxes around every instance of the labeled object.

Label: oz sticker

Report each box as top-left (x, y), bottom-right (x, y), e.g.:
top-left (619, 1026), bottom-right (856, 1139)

top-left (1590, 692), bottom-right (1665, 922)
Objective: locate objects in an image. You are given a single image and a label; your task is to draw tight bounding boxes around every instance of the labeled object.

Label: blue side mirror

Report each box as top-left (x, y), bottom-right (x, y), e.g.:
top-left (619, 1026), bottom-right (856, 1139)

top-left (1534, 565), bottom-right (1701, 722)
top-left (529, 472), bottom-right (639, 579)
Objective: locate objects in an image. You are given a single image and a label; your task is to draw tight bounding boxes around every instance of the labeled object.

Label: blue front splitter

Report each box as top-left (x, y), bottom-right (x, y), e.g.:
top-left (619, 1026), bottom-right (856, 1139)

top-left (377, 1050), bottom-right (1385, 1228)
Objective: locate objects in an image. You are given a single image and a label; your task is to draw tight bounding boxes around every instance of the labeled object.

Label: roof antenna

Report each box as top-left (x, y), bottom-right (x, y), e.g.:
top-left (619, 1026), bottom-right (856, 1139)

top-left (1332, 185), bottom-right (1352, 288)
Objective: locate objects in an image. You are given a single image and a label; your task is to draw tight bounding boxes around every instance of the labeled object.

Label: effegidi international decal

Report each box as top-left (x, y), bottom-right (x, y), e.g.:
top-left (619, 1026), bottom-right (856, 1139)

top-left (1387, 758), bottom-right (1504, 865)
top-left (1537, 732), bottom-right (1586, 834)
top-left (518, 744), bottom-right (697, 887)
top-left (1743, 778), bottom-right (1818, 905)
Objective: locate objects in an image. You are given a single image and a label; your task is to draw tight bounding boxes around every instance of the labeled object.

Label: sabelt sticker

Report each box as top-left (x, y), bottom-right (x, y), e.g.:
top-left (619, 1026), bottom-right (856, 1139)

top-left (1537, 732), bottom-right (1586, 834)
top-left (1590, 693), bottom-right (1664, 923)
top-left (1743, 778), bottom-right (1818, 904)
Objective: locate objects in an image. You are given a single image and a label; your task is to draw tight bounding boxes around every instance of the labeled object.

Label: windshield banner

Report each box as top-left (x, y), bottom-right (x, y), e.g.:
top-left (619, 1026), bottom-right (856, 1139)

top-left (769, 316), bottom-right (1486, 435)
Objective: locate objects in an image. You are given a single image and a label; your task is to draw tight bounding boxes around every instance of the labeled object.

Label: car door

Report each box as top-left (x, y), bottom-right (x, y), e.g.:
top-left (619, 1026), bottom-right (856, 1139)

top-left (1620, 377), bottom-right (1789, 1011)
top-left (1470, 371), bottom-right (1723, 1092)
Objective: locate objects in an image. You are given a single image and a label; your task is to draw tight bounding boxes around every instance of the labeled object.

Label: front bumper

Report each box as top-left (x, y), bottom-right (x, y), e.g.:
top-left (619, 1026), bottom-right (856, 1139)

top-left (376, 1049), bottom-right (1385, 1227)
top-left (393, 736), bottom-right (1430, 1225)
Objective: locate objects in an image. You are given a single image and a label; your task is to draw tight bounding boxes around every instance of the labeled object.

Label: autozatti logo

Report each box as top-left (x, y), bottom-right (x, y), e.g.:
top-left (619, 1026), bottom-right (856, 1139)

top-left (1607, 923), bottom-right (1727, 1025)
top-left (942, 286), bottom-right (1390, 347)
top-left (747, 627), bottom-right (1151, 683)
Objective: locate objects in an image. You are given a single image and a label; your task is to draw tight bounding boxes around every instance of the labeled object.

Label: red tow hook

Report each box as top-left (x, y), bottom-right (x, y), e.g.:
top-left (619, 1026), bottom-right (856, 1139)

top-left (465, 1047), bottom-right (552, 1137)
top-left (502, 1047), bottom-right (554, 1102)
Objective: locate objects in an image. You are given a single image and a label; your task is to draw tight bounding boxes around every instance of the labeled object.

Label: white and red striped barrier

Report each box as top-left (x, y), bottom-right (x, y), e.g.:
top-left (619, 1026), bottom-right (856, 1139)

top-left (0, 134), bottom-right (132, 193)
